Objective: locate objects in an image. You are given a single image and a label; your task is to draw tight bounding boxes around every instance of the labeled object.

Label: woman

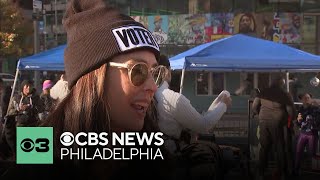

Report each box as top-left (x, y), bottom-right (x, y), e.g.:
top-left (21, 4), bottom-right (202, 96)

top-left (156, 55), bottom-right (231, 153)
top-left (155, 55), bottom-right (231, 180)
top-left (238, 13), bottom-right (256, 36)
top-left (39, 80), bottom-right (54, 121)
top-left (252, 74), bottom-right (294, 180)
top-left (294, 93), bottom-right (320, 175)
top-left (2, 0), bottom-right (170, 179)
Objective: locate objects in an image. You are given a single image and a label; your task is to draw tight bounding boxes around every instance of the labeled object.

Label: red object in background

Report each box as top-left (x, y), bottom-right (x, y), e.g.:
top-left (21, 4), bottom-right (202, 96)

top-left (205, 27), bottom-right (213, 42)
top-left (287, 116), bottom-right (291, 128)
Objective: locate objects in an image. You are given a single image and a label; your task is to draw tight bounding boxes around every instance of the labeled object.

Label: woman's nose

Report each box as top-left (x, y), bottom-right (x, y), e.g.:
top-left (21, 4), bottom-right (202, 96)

top-left (143, 75), bottom-right (157, 94)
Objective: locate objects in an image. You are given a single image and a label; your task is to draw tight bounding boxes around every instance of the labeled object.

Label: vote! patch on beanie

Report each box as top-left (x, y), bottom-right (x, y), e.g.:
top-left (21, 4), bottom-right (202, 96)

top-left (112, 25), bottom-right (159, 52)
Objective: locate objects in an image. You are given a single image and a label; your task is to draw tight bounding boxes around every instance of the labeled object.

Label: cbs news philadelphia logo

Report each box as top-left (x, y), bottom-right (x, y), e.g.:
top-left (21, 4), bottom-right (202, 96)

top-left (16, 127), bottom-right (53, 164)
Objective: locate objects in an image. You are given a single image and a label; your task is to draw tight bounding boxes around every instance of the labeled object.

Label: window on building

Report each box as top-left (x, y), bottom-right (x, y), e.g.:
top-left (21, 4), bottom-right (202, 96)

top-left (303, 16), bottom-right (317, 43)
top-left (301, 0), bottom-right (320, 12)
top-left (167, 0), bottom-right (189, 14)
top-left (212, 72), bottom-right (225, 95)
top-left (211, 0), bottom-right (234, 12)
top-left (276, 2), bottom-right (300, 12)
top-left (255, 0), bottom-right (276, 12)
top-left (258, 73), bottom-right (270, 90)
top-left (237, 73), bottom-right (254, 95)
top-left (130, 0), bottom-right (188, 15)
top-left (57, 33), bottom-right (67, 45)
top-left (196, 72), bottom-right (225, 95)
top-left (196, 71), bottom-right (209, 95)
top-left (301, 15), bottom-right (317, 54)
top-left (317, 16), bottom-right (320, 54)
top-left (163, 44), bottom-right (197, 58)
top-left (197, 0), bottom-right (211, 14)
top-left (234, 0), bottom-right (254, 13)
top-left (170, 71), bottom-right (181, 93)
top-left (45, 15), bottom-right (54, 25)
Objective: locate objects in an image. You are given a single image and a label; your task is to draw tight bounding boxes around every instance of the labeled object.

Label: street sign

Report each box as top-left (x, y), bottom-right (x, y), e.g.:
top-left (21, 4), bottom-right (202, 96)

top-left (33, 0), bottom-right (42, 11)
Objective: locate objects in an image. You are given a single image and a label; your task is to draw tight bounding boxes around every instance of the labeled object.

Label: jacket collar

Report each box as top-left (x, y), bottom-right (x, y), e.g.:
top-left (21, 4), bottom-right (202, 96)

top-left (158, 81), bottom-right (169, 91)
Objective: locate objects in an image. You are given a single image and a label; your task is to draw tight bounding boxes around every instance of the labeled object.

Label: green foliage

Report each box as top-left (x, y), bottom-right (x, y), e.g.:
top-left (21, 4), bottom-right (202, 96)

top-left (0, 0), bottom-right (33, 57)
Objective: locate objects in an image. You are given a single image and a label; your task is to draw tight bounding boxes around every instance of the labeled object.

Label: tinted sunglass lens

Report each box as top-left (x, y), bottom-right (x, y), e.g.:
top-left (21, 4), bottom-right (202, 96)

top-left (131, 64), bottom-right (148, 86)
top-left (152, 66), bottom-right (166, 87)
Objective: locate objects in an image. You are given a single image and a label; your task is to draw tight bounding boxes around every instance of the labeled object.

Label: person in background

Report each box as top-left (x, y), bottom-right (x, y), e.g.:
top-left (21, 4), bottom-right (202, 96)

top-left (0, 78), bottom-right (13, 160)
top-left (293, 92), bottom-right (320, 176)
top-left (155, 55), bottom-right (232, 180)
top-left (2, 79), bottom-right (44, 160)
top-left (50, 73), bottom-right (69, 106)
top-left (7, 79), bottom-right (44, 127)
top-left (234, 76), bottom-right (254, 97)
top-left (289, 76), bottom-right (303, 102)
top-left (252, 74), bottom-right (294, 180)
top-left (39, 80), bottom-right (54, 121)
top-left (155, 54), bottom-right (232, 153)
top-left (0, 78), bottom-right (11, 119)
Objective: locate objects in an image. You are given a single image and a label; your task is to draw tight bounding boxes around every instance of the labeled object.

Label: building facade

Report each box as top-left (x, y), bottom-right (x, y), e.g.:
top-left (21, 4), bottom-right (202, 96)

top-left (40, 0), bottom-right (320, 113)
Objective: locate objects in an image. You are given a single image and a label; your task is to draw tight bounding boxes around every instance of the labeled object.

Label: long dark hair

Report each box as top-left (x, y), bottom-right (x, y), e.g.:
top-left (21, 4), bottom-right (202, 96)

top-left (239, 13), bottom-right (256, 33)
top-left (42, 64), bottom-right (160, 158)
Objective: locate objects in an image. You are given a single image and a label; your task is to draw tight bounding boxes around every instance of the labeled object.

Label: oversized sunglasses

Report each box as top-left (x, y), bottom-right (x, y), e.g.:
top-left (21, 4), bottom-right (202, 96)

top-left (108, 62), bottom-right (167, 87)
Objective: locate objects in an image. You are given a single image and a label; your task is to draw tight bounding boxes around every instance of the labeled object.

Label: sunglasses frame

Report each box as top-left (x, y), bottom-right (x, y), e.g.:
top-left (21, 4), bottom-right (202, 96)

top-left (108, 62), bottom-right (166, 87)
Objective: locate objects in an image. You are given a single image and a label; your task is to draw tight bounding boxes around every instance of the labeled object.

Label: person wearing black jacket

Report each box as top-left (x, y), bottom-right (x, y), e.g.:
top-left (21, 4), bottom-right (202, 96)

top-left (252, 74), bottom-right (295, 180)
top-left (7, 79), bottom-right (44, 126)
top-left (2, 79), bottom-right (44, 160)
top-left (0, 79), bottom-right (13, 160)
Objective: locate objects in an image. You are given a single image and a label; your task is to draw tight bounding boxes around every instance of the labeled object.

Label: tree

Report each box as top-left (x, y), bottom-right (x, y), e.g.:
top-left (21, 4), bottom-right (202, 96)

top-left (0, 0), bottom-right (33, 58)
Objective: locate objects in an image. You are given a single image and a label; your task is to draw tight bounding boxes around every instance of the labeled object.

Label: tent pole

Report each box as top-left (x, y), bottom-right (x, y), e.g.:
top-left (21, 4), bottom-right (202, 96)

top-left (1, 68), bottom-right (19, 139)
top-left (179, 63), bottom-right (186, 94)
top-left (286, 71), bottom-right (290, 92)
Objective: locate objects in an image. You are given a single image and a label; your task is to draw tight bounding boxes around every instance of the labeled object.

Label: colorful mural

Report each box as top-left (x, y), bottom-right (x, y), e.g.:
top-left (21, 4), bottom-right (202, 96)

top-left (234, 12), bottom-right (258, 37)
top-left (279, 13), bottom-right (301, 44)
top-left (168, 14), bottom-right (206, 44)
top-left (205, 13), bottom-right (234, 42)
top-left (131, 16), bottom-right (149, 28)
top-left (148, 15), bottom-right (169, 44)
top-left (255, 13), bottom-right (277, 41)
top-left (131, 12), bottom-right (301, 45)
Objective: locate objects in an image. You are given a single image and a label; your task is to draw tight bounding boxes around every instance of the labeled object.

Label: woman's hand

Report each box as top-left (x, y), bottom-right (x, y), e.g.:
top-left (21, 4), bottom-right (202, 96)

top-left (297, 113), bottom-right (303, 122)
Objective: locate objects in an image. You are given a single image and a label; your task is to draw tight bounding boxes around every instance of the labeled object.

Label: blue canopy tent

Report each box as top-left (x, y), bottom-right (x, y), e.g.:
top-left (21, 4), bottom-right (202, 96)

top-left (12, 43), bottom-right (66, 99)
top-left (169, 34), bottom-right (320, 93)
top-left (17, 44), bottom-right (66, 71)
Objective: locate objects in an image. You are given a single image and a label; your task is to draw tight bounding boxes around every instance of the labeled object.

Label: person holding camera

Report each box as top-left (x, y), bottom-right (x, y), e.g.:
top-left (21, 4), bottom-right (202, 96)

top-left (293, 93), bottom-right (320, 176)
top-left (7, 80), bottom-right (44, 127)
top-left (1, 80), bottom-right (44, 160)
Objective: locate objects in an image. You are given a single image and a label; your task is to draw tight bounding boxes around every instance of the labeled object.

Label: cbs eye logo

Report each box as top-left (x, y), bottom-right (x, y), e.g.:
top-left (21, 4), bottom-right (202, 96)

top-left (20, 138), bottom-right (50, 152)
top-left (60, 132), bottom-right (74, 146)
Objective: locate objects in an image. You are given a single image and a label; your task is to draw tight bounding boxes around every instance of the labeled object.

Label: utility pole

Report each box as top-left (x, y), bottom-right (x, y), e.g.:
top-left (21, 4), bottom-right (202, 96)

top-left (33, 0), bottom-right (42, 91)
top-left (54, 0), bottom-right (58, 44)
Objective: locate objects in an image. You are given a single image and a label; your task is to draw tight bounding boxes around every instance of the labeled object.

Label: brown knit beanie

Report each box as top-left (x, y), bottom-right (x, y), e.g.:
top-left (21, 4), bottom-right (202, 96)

top-left (63, 0), bottom-right (160, 89)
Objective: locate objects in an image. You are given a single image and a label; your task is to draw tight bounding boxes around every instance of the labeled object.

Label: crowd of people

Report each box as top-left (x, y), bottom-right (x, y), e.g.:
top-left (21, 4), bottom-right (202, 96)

top-left (0, 0), bottom-right (319, 180)
top-left (0, 73), bottom-right (69, 160)
top-left (252, 75), bottom-right (320, 180)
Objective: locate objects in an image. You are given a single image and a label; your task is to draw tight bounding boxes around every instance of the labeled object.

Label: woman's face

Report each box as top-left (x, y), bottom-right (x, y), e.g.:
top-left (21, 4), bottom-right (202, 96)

top-left (106, 50), bottom-right (158, 132)
top-left (239, 16), bottom-right (252, 32)
top-left (301, 94), bottom-right (312, 105)
top-left (23, 84), bottom-right (32, 95)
